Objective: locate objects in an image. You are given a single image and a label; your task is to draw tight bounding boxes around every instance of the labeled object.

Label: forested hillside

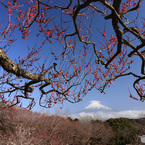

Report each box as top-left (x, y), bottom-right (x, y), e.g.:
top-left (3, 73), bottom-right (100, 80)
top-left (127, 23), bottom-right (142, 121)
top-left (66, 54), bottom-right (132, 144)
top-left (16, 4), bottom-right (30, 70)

top-left (1, 102), bottom-right (145, 145)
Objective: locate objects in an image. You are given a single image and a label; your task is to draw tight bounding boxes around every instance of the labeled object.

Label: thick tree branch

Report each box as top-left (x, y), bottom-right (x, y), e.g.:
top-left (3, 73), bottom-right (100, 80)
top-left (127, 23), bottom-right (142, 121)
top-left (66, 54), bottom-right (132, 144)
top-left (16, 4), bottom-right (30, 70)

top-left (0, 48), bottom-right (51, 83)
top-left (105, 0), bottom-right (122, 68)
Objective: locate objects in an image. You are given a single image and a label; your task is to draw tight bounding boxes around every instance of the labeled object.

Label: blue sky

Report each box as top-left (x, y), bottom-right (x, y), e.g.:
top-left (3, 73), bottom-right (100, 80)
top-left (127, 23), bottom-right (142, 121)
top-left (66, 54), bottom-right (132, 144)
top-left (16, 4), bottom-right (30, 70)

top-left (1, 0), bottom-right (145, 119)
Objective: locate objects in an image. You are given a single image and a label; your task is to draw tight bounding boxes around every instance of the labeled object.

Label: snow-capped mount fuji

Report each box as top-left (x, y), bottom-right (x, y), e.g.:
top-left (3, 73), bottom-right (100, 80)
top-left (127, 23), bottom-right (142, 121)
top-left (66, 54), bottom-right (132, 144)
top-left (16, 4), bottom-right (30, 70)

top-left (70, 101), bottom-right (113, 120)
top-left (82, 101), bottom-right (112, 113)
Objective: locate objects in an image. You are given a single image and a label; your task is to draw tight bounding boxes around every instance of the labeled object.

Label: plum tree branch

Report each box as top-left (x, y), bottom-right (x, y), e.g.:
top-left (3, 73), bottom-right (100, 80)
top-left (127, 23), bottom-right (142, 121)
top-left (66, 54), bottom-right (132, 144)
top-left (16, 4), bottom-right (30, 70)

top-left (0, 48), bottom-right (51, 83)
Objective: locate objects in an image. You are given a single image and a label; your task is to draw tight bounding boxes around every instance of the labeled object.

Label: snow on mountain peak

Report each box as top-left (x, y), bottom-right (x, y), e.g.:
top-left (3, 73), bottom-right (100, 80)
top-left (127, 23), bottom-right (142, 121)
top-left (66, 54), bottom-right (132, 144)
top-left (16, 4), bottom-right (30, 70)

top-left (84, 101), bottom-right (111, 111)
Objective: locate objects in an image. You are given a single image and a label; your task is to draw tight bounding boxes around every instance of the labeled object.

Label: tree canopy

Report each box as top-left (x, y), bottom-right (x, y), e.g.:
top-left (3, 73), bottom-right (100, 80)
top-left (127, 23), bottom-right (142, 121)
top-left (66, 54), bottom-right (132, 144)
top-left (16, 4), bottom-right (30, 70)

top-left (0, 0), bottom-right (144, 109)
